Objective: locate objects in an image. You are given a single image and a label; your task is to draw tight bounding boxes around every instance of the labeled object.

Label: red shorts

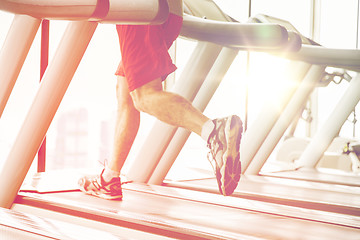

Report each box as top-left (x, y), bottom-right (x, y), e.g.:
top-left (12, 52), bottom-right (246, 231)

top-left (115, 14), bottom-right (183, 91)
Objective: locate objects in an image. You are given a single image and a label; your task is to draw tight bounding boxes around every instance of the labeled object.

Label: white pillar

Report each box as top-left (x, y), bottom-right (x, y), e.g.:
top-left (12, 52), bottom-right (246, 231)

top-left (0, 15), bottom-right (41, 118)
top-left (240, 61), bottom-right (311, 172)
top-left (148, 47), bottom-right (239, 184)
top-left (126, 42), bottom-right (223, 182)
top-left (0, 21), bottom-right (97, 209)
top-left (245, 65), bottom-right (325, 175)
top-left (296, 73), bottom-right (360, 168)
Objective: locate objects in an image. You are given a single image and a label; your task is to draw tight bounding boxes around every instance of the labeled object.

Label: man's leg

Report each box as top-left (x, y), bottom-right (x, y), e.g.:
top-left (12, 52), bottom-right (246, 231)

top-left (107, 76), bottom-right (140, 173)
top-left (130, 78), bottom-right (209, 136)
top-left (78, 76), bottom-right (139, 200)
top-left (130, 78), bottom-right (243, 196)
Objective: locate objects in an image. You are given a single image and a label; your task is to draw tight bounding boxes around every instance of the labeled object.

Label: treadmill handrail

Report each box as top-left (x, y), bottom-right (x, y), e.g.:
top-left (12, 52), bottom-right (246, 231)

top-left (276, 45), bottom-right (360, 71)
top-left (0, 0), bottom-right (169, 24)
top-left (180, 14), bottom-right (301, 51)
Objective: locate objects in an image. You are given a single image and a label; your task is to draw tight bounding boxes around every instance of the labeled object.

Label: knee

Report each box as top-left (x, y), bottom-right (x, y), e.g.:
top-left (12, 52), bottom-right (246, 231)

top-left (116, 79), bottom-right (136, 111)
top-left (131, 88), bottom-right (162, 114)
top-left (129, 78), bottom-right (163, 113)
top-left (130, 91), bottom-right (148, 113)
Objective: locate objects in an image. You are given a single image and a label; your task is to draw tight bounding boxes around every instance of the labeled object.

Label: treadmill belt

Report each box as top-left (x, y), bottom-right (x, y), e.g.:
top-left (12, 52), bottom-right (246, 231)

top-left (15, 183), bottom-right (360, 240)
top-left (164, 174), bottom-right (360, 216)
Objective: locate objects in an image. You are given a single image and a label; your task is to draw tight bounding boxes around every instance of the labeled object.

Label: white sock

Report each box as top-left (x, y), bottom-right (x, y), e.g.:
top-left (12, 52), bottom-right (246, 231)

top-left (201, 120), bottom-right (215, 142)
top-left (102, 167), bottom-right (120, 182)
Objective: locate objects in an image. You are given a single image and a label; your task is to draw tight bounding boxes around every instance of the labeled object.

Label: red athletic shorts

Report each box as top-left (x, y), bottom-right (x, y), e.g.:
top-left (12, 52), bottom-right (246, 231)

top-left (115, 14), bottom-right (183, 91)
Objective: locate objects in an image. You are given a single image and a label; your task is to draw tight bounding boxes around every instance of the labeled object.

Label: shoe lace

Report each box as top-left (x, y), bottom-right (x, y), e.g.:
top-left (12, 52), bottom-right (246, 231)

top-left (95, 176), bottom-right (132, 194)
top-left (207, 118), bottom-right (227, 167)
top-left (207, 134), bottom-right (222, 175)
top-left (207, 151), bottom-right (218, 175)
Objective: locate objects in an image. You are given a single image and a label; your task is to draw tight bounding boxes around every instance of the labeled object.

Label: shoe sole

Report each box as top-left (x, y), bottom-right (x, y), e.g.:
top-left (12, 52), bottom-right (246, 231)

top-left (79, 186), bottom-right (123, 200)
top-left (220, 115), bottom-right (243, 196)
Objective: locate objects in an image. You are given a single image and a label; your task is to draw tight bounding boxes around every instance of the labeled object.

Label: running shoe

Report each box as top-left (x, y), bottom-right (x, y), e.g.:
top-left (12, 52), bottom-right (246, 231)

top-left (78, 169), bottom-right (123, 200)
top-left (207, 115), bottom-right (243, 196)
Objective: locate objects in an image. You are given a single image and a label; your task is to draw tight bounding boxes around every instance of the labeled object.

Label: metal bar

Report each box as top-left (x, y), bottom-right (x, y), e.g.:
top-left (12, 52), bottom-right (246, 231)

top-left (37, 19), bottom-right (50, 173)
top-left (296, 73), bottom-right (360, 169)
top-left (0, 15), bottom-right (41, 118)
top-left (0, 20), bottom-right (97, 209)
top-left (279, 45), bottom-right (360, 71)
top-left (181, 15), bottom-right (290, 50)
top-left (0, 0), bottom-right (169, 24)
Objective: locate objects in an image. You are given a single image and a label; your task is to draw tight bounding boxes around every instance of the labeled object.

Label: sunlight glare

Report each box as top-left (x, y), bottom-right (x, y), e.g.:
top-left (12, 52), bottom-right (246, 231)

top-left (247, 52), bottom-right (293, 114)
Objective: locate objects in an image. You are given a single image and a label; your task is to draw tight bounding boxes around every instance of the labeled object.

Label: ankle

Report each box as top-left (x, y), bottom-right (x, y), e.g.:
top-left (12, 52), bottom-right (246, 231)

top-left (201, 119), bottom-right (215, 143)
top-left (102, 167), bottom-right (120, 182)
